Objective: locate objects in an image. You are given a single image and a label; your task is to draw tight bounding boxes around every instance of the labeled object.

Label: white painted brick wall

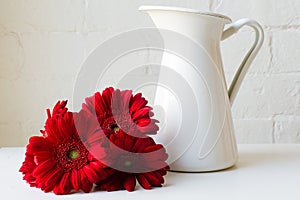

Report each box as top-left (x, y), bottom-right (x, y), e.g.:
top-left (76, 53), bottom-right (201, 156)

top-left (0, 0), bottom-right (299, 146)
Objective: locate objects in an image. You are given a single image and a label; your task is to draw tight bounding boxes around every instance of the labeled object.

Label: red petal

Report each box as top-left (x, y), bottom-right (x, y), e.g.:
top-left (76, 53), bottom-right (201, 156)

top-left (88, 145), bottom-right (107, 161)
top-left (83, 96), bottom-right (96, 115)
top-left (53, 172), bottom-right (72, 195)
top-left (112, 135), bottom-right (125, 149)
top-left (156, 168), bottom-right (169, 176)
top-left (79, 169), bottom-right (93, 193)
top-left (89, 161), bottom-right (108, 180)
top-left (83, 164), bottom-right (100, 183)
top-left (136, 118), bottom-right (151, 126)
top-left (57, 117), bottom-right (72, 140)
top-left (34, 151), bottom-right (53, 163)
top-left (32, 159), bottom-right (56, 179)
top-left (71, 170), bottom-right (80, 191)
top-left (131, 137), bottom-right (155, 152)
top-left (132, 107), bottom-right (151, 121)
top-left (52, 100), bottom-right (68, 116)
top-left (111, 90), bottom-right (122, 115)
top-left (97, 174), bottom-right (124, 192)
top-left (121, 90), bottom-right (132, 112)
top-left (95, 92), bottom-right (107, 115)
top-left (144, 144), bottom-right (164, 153)
top-left (130, 94), bottom-right (148, 114)
top-left (123, 175), bottom-right (136, 192)
top-left (102, 87), bottom-right (114, 107)
top-left (44, 121), bottom-right (59, 142)
top-left (137, 120), bottom-right (159, 133)
top-left (153, 171), bottom-right (165, 184)
top-left (137, 174), bottom-right (151, 190)
top-left (44, 167), bottom-right (64, 189)
top-left (28, 136), bottom-right (53, 152)
top-left (124, 136), bottom-right (134, 152)
top-left (144, 172), bottom-right (162, 187)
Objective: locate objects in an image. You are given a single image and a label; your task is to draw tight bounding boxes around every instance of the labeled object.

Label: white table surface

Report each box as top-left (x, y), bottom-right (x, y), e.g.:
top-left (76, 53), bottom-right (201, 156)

top-left (1, 144), bottom-right (300, 200)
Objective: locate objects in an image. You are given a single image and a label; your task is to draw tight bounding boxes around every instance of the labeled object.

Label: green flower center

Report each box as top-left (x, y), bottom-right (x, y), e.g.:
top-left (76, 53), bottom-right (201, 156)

top-left (68, 149), bottom-right (79, 160)
top-left (110, 124), bottom-right (119, 132)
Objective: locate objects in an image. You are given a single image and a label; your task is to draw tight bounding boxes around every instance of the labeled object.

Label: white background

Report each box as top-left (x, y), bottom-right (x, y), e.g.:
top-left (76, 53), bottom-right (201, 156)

top-left (0, 0), bottom-right (299, 146)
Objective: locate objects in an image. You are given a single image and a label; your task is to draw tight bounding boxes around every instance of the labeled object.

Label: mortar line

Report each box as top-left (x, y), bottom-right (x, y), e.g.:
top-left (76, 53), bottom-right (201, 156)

top-left (271, 119), bottom-right (276, 144)
top-left (264, 25), bottom-right (300, 31)
top-left (268, 32), bottom-right (274, 73)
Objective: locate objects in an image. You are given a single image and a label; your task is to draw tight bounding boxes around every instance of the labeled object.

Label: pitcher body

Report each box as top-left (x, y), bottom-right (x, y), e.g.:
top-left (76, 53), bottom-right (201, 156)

top-left (139, 6), bottom-right (264, 172)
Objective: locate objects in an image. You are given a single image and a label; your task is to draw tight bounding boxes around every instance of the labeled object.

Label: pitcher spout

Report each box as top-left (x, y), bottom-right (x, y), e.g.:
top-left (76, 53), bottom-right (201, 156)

top-left (139, 5), bottom-right (230, 75)
top-left (139, 6), bottom-right (231, 43)
top-left (139, 6), bottom-right (231, 23)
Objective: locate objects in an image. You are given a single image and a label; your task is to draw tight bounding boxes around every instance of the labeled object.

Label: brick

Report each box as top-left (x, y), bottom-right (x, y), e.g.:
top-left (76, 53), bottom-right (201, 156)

top-left (274, 116), bottom-right (300, 143)
top-left (20, 33), bottom-right (85, 80)
top-left (85, 0), bottom-right (148, 33)
top-left (0, 78), bottom-right (75, 123)
top-left (216, 0), bottom-right (300, 26)
top-left (0, 0), bottom-right (84, 32)
top-left (0, 32), bottom-right (24, 80)
top-left (83, 32), bottom-right (163, 78)
top-left (233, 119), bottom-right (273, 143)
top-left (84, 0), bottom-right (210, 33)
top-left (0, 120), bottom-right (43, 147)
top-left (232, 74), bottom-right (300, 118)
top-left (0, 122), bottom-right (23, 147)
top-left (0, 77), bottom-right (77, 144)
top-left (271, 30), bottom-right (300, 73)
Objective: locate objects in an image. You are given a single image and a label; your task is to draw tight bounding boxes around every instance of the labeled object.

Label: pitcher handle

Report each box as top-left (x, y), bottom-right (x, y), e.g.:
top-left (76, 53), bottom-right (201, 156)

top-left (222, 18), bottom-right (264, 105)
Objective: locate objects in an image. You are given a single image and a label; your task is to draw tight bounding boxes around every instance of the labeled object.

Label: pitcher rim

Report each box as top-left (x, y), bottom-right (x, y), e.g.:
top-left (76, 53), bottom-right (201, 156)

top-left (139, 5), bottom-right (232, 24)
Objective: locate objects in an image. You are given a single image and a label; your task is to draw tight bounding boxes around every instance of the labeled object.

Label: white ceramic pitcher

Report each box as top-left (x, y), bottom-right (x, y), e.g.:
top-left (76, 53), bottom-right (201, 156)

top-left (139, 6), bottom-right (264, 172)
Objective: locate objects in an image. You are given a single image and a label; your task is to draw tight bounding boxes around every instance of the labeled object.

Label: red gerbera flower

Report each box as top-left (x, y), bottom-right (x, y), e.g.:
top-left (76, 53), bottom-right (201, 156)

top-left (20, 101), bottom-right (69, 188)
top-left (96, 131), bottom-right (169, 192)
top-left (20, 88), bottom-right (169, 194)
top-left (82, 87), bottom-right (159, 137)
top-left (19, 101), bottom-right (110, 195)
